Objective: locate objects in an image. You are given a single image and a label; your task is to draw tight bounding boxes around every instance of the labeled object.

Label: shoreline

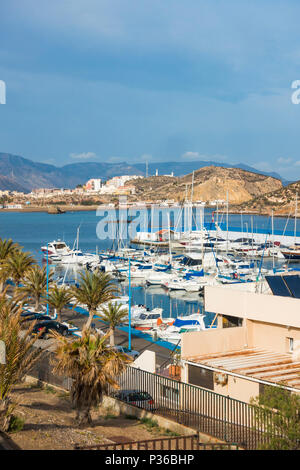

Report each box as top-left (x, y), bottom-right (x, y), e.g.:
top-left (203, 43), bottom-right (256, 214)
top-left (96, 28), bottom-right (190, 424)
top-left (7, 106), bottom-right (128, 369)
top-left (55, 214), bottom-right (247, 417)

top-left (0, 205), bottom-right (295, 217)
top-left (0, 205), bottom-right (101, 213)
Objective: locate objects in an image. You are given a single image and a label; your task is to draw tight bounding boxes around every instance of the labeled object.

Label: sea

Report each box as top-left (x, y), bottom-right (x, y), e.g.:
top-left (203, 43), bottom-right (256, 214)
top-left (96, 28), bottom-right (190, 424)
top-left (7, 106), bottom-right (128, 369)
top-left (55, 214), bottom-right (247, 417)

top-left (0, 208), bottom-right (299, 327)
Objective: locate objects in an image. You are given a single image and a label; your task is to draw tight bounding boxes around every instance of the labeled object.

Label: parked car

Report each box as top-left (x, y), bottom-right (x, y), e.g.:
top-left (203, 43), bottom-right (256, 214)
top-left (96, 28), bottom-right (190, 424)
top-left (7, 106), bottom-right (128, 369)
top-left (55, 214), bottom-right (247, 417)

top-left (114, 390), bottom-right (156, 410)
top-left (114, 345), bottom-right (139, 360)
top-left (21, 313), bottom-right (52, 322)
top-left (32, 320), bottom-right (69, 339)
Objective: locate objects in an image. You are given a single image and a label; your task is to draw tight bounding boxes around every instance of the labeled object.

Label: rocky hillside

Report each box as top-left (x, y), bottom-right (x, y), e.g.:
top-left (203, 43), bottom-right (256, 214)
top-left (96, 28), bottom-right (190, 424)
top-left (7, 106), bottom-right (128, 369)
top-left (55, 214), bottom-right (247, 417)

top-left (127, 166), bottom-right (283, 204)
top-left (234, 180), bottom-right (300, 215)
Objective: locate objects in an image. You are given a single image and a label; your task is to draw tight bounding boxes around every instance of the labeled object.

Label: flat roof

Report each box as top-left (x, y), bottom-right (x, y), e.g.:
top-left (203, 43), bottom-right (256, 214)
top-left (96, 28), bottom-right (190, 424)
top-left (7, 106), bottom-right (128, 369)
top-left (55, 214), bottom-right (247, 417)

top-left (185, 348), bottom-right (300, 390)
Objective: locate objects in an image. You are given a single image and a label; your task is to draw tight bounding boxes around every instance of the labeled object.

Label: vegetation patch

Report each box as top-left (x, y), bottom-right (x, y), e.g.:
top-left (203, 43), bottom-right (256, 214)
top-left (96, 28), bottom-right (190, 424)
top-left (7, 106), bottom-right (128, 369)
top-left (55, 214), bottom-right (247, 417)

top-left (8, 415), bottom-right (25, 433)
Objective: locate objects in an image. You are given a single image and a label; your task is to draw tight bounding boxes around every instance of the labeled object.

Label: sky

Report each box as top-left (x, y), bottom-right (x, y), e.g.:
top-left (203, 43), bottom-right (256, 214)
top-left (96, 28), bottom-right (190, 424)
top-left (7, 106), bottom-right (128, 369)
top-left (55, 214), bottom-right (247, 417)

top-left (1, 0), bottom-right (300, 178)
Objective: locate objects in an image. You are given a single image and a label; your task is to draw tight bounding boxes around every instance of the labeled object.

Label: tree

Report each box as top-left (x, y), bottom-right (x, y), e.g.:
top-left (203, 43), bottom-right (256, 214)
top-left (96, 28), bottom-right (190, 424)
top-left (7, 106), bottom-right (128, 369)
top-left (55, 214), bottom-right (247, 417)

top-left (0, 238), bottom-right (20, 292)
top-left (47, 285), bottom-right (73, 322)
top-left (71, 270), bottom-right (117, 330)
top-left (99, 302), bottom-right (128, 347)
top-left (251, 384), bottom-right (300, 450)
top-left (51, 329), bottom-right (131, 426)
top-left (17, 265), bottom-right (54, 311)
top-left (0, 293), bottom-right (43, 431)
top-left (5, 250), bottom-right (35, 287)
top-left (0, 238), bottom-right (19, 262)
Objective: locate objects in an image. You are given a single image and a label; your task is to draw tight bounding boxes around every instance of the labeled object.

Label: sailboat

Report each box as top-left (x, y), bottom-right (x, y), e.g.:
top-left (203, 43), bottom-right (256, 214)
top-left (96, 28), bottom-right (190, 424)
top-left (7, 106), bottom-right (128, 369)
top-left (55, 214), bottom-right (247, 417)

top-left (280, 192), bottom-right (300, 260)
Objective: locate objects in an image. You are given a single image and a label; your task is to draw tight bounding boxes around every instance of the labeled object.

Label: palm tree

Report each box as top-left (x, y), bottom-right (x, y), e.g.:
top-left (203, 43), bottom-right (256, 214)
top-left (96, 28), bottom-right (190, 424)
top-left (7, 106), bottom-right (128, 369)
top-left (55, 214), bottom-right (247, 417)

top-left (5, 250), bottom-right (35, 287)
top-left (0, 238), bottom-right (20, 261)
top-left (99, 302), bottom-right (128, 346)
top-left (0, 238), bottom-right (20, 292)
top-left (47, 285), bottom-right (73, 322)
top-left (71, 269), bottom-right (118, 330)
top-left (51, 329), bottom-right (131, 426)
top-left (0, 293), bottom-right (44, 431)
top-left (17, 265), bottom-right (53, 311)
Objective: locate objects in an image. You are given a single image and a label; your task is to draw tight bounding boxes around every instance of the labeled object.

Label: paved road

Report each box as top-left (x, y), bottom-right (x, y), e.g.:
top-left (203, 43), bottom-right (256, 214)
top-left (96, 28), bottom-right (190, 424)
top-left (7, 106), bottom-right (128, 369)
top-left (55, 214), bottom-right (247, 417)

top-left (33, 305), bottom-right (176, 368)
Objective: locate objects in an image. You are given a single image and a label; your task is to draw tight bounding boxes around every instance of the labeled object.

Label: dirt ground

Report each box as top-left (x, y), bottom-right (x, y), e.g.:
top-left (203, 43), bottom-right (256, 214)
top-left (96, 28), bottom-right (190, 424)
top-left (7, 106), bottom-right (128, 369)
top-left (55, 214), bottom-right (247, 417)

top-left (8, 383), bottom-right (176, 450)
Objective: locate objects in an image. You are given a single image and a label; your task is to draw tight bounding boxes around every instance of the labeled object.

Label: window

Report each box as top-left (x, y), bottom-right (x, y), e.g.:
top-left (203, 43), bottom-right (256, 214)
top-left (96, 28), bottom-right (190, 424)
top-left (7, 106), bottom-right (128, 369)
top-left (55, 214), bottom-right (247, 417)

top-left (288, 337), bottom-right (294, 353)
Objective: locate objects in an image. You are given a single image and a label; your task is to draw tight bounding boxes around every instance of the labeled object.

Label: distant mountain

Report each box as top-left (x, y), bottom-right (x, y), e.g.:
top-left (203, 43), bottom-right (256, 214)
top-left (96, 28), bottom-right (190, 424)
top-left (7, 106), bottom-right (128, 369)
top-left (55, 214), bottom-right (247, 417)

top-left (0, 152), bottom-right (290, 193)
top-left (0, 153), bottom-right (143, 192)
top-left (0, 174), bottom-right (28, 193)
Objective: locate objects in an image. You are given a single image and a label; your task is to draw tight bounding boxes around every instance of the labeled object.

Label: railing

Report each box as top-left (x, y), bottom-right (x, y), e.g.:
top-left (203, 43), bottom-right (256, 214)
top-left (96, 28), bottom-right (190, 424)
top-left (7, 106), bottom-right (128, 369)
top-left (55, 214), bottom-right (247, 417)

top-left (108, 366), bottom-right (276, 450)
top-left (28, 354), bottom-right (276, 450)
top-left (28, 351), bottom-right (73, 391)
top-left (74, 434), bottom-right (239, 450)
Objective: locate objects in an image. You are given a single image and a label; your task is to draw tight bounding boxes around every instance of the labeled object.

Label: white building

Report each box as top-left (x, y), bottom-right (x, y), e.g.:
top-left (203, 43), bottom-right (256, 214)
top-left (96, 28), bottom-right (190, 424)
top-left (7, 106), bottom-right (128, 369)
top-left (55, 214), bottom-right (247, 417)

top-left (85, 179), bottom-right (102, 192)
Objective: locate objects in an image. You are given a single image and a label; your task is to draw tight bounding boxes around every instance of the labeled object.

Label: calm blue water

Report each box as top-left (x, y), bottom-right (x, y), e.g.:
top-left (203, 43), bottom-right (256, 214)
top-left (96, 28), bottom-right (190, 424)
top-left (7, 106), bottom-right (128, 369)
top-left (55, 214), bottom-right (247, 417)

top-left (0, 208), bottom-right (298, 256)
top-left (0, 208), bottom-right (298, 327)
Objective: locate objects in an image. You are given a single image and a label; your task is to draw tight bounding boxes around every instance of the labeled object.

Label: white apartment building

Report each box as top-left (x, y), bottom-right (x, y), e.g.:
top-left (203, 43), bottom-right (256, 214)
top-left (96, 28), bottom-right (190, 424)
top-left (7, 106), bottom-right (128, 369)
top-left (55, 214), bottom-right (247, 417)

top-left (85, 178), bottom-right (102, 192)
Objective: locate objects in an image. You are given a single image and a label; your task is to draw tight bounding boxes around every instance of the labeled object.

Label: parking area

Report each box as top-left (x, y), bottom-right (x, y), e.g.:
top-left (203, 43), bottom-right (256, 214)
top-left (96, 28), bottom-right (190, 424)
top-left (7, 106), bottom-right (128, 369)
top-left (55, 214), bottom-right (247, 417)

top-left (25, 302), bottom-right (175, 368)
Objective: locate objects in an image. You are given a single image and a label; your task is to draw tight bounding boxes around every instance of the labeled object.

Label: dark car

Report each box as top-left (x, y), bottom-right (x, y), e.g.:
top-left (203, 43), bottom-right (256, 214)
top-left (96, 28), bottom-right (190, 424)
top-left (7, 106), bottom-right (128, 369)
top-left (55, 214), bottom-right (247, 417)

top-left (32, 320), bottom-right (69, 339)
top-left (114, 390), bottom-right (156, 410)
top-left (21, 313), bottom-right (52, 322)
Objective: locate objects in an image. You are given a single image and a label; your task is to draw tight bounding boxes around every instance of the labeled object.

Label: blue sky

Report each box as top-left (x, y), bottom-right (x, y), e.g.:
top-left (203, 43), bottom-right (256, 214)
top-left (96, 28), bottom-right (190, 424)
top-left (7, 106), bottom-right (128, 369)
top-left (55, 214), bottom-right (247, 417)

top-left (1, 0), bottom-right (300, 178)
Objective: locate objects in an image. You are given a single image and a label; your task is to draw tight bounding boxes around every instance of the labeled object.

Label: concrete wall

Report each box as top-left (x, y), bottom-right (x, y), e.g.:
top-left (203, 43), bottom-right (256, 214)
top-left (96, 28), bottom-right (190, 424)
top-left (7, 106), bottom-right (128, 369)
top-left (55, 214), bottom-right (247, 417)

top-left (181, 326), bottom-right (247, 359)
top-left (205, 285), bottom-right (300, 329)
top-left (247, 319), bottom-right (300, 354)
top-left (132, 350), bottom-right (156, 373)
top-left (214, 374), bottom-right (259, 404)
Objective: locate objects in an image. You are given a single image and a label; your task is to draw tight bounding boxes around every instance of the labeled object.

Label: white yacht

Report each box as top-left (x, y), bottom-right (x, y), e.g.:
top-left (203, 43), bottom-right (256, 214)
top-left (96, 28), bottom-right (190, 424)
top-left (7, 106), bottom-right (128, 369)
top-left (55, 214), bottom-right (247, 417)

top-left (155, 313), bottom-right (207, 344)
top-left (59, 250), bottom-right (99, 265)
top-left (41, 240), bottom-right (71, 258)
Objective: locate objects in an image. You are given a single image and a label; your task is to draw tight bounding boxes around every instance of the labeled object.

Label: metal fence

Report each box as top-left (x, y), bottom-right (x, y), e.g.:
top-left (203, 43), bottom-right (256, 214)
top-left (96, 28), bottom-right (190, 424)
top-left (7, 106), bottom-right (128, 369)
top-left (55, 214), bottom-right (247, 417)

top-left (108, 366), bottom-right (276, 450)
top-left (28, 351), bottom-right (73, 391)
top-left (28, 353), bottom-right (275, 450)
top-left (75, 434), bottom-right (239, 450)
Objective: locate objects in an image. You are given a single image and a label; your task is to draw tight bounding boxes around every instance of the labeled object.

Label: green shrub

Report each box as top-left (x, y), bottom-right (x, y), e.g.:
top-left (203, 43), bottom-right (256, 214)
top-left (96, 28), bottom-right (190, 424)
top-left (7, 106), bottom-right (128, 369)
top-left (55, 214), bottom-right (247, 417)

top-left (9, 415), bottom-right (25, 433)
top-left (140, 417), bottom-right (159, 429)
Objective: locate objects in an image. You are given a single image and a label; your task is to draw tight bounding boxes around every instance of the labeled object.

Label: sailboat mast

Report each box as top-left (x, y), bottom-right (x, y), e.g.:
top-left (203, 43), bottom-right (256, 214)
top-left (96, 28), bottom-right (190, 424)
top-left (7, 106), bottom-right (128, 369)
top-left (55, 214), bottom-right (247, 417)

top-left (294, 192), bottom-right (298, 244)
top-left (191, 170), bottom-right (195, 203)
top-left (226, 190), bottom-right (229, 254)
top-left (167, 212), bottom-right (172, 263)
top-left (272, 209), bottom-right (275, 269)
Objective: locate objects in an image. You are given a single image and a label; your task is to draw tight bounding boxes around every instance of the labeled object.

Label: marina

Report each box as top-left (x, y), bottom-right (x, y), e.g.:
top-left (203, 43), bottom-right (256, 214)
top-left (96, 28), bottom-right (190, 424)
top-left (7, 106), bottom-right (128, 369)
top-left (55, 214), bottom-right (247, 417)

top-left (2, 206), bottom-right (300, 349)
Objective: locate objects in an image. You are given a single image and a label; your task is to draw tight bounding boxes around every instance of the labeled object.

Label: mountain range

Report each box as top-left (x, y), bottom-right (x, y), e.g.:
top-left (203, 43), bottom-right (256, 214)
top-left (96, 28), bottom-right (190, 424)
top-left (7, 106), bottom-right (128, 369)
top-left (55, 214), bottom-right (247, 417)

top-left (0, 152), bottom-right (291, 193)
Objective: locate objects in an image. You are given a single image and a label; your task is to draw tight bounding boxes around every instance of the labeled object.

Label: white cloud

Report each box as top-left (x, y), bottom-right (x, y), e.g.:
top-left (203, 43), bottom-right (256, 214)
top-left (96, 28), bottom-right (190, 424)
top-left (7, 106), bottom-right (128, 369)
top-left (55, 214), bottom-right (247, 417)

top-left (251, 161), bottom-right (273, 172)
top-left (140, 154), bottom-right (153, 162)
top-left (182, 151), bottom-right (201, 160)
top-left (69, 152), bottom-right (97, 160)
top-left (107, 156), bottom-right (124, 163)
top-left (277, 157), bottom-right (293, 164)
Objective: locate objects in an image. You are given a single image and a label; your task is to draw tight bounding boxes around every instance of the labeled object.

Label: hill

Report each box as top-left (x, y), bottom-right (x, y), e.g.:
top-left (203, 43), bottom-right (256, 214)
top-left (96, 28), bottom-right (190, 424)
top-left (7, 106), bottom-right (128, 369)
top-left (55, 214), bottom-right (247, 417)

top-left (125, 166), bottom-right (283, 205)
top-left (133, 161), bottom-right (289, 184)
top-left (234, 180), bottom-right (300, 215)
